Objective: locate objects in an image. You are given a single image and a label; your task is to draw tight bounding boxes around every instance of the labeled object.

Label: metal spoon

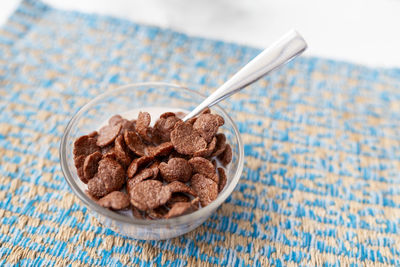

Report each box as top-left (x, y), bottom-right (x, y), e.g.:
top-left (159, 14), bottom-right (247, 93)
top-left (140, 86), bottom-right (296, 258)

top-left (183, 30), bottom-right (307, 121)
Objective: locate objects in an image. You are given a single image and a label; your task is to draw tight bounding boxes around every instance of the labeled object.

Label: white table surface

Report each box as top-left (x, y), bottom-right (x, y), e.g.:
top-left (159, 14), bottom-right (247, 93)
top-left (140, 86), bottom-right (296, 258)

top-left (1, 0), bottom-right (400, 68)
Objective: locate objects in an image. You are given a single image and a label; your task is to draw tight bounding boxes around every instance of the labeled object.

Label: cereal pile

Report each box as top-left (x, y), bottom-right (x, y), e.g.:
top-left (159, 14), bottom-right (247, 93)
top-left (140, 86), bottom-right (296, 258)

top-left (73, 109), bottom-right (232, 219)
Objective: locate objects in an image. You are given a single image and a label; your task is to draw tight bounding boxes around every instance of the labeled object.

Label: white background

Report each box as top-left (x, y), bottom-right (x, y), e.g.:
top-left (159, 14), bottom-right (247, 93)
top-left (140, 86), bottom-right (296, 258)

top-left (1, 0), bottom-right (400, 68)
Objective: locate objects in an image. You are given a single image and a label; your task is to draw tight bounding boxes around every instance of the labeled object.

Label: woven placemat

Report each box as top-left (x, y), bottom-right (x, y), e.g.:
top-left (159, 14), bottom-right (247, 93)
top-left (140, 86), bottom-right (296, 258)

top-left (1, 0), bottom-right (400, 266)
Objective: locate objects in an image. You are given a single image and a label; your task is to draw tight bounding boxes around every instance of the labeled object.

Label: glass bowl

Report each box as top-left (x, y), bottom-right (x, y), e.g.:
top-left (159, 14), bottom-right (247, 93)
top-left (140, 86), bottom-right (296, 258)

top-left (59, 82), bottom-right (244, 240)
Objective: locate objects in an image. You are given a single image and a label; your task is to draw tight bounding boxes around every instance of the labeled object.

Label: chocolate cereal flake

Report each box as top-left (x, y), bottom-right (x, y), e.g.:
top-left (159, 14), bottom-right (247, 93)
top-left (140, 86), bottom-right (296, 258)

top-left (114, 135), bottom-right (132, 168)
top-left (129, 180), bottom-right (171, 211)
top-left (153, 114), bottom-right (181, 143)
top-left (160, 112), bottom-right (176, 119)
top-left (124, 130), bottom-right (146, 156)
top-left (120, 119), bottom-right (136, 134)
top-left (135, 168), bottom-right (154, 181)
top-left (98, 158), bottom-right (125, 190)
top-left (82, 151), bottom-right (102, 183)
top-left (127, 155), bottom-right (154, 178)
top-left (208, 136), bottom-right (217, 151)
top-left (191, 174), bottom-right (218, 207)
top-left (164, 202), bottom-right (196, 219)
top-left (212, 133), bottom-right (227, 157)
top-left (127, 168), bottom-right (154, 190)
top-left (194, 136), bottom-right (217, 158)
top-left (98, 191), bottom-right (130, 210)
top-left (108, 114), bottom-right (136, 134)
top-left (147, 142), bottom-right (174, 157)
top-left (74, 155), bottom-right (86, 182)
top-left (159, 158), bottom-right (192, 182)
top-left (217, 167), bottom-right (227, 193)
top-left (166, 181), bottom-right (197, 197)
top-left (136, 112), bottom-right (152, 142)
top-left (167, 193), bottom-right (191, 207)
top-left (87, 175), bottom-right (107, 198)
top-left (170, 121), bottom-right (207, 155)
top-left (148, 161), bottom-right (160, 179)
top-left (73, 135), bottom-right (100, 158)
top-left (109, 115), bottom-right (124, 126)
top-left (97, 124), bottom-right (122, 147)
top-left (189, 157), bottom-right (218, 183)
top-left (88, 158), bottom-right (125, 198)
top-left (218, 144), bottom-right (232, 166)
top-left (193, 113), bottom-right (224, 143)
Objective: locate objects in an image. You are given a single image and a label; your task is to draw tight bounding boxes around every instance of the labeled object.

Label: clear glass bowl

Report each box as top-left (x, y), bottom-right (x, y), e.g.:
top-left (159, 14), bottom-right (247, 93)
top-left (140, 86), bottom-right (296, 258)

top-left (59, 82), bottom-right (244, 240)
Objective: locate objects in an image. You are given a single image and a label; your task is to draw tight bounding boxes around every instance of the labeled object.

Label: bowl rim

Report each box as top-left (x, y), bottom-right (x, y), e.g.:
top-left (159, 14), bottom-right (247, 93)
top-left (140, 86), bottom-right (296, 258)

top-left (59, 82), bottom-right (244, 226)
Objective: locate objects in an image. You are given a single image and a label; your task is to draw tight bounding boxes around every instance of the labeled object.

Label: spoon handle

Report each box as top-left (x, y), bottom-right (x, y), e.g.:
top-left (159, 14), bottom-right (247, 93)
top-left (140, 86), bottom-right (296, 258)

top-left (183, 30), bottom-right (307, 121)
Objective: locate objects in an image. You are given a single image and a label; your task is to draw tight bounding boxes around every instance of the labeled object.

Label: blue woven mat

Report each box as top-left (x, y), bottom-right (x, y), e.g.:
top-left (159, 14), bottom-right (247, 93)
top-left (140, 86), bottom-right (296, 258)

top-left (1, 0), bottom-right (400, 266)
